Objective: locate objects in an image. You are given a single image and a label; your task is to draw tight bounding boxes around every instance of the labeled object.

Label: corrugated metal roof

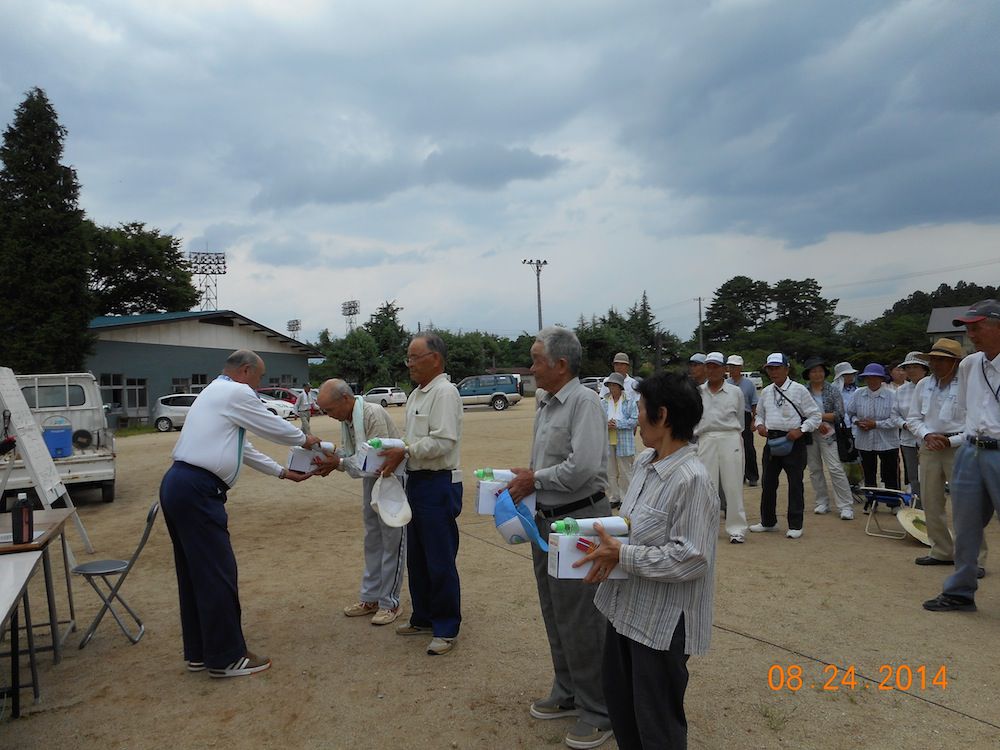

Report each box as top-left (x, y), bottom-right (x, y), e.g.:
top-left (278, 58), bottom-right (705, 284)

top-left (88, 310), bottom-right (324, 357)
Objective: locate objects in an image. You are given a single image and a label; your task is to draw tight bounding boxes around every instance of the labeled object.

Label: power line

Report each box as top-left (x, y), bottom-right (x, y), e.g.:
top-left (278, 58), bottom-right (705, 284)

top-left (823, 258), bottom-right (1000, 291)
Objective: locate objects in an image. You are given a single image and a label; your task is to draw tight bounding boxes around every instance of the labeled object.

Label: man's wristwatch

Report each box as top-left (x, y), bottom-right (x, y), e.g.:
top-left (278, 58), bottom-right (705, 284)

top-left (533, 477), bottom-right (543, 490)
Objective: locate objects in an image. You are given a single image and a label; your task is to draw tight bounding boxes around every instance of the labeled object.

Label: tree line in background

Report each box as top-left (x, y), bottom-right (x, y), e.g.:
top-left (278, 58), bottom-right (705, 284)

top-left (698, 275), bottom-right (1000, 377)
top-left (0, 88), bottom-right (198, 373)
top-left (309, 279), bottom-right (999, 392)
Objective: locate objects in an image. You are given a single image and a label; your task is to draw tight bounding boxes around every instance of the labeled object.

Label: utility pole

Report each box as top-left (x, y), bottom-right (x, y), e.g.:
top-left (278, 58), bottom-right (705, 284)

top-left (522, 259), bottom-right (549, 331)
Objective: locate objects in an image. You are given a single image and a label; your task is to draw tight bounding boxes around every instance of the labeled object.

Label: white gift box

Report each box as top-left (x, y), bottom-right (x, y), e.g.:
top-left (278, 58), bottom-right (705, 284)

top-left (287, 446), bottom-right (323, 473)
top-left (358, 442), bottom-right (406, 477)
top-left (547, 533), bottom-right (628, 580)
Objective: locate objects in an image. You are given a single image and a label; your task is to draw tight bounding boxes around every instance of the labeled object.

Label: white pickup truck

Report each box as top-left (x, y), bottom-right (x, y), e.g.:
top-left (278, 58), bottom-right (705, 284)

top-left (3, 372), bottom-right (117, 503)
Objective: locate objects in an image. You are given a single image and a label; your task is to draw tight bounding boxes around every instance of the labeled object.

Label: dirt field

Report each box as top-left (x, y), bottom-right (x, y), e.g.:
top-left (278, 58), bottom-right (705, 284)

top-left (3, 405), bottom-right (1000, 749)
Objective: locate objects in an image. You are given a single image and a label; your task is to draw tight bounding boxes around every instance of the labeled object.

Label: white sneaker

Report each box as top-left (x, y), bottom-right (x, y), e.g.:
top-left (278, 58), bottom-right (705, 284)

top-left (786, 529), bottom-right (803, 539)
top-left (749, 523), bottom-right (778, 533)
top-left (813, 506), bottom-right (829, 514)
top-left (840, 509), bottom-right (854, 520)
top-left (729, 534), bottom-right (745, 544)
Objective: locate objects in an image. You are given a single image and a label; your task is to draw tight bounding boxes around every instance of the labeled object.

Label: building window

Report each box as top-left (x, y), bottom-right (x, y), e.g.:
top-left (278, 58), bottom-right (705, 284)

top-left (172, 377), bottom-right (190, 394)
top-left (280, 374), bottom-right (293, 385)
top-left (269, 377), bottom-right (279, 384)
top-left (191, 373), bottom-right (208, 393)
top-left (99, 373), bottom-right (124, 409)
top-left (125, 378), bottom-right (148, 409)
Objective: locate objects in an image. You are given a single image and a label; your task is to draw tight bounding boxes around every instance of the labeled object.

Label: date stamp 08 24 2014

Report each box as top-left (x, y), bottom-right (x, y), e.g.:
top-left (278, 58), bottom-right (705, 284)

top-left (768, 664), bottom-right (948, 693)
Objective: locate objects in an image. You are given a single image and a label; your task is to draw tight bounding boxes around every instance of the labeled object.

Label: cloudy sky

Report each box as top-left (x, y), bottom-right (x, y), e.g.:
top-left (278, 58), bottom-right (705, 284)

top-left (2, 0), bottom-right (998, 344)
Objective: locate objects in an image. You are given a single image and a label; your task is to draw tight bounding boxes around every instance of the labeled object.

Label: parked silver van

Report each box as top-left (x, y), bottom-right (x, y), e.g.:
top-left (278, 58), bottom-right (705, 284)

top-left (5, 372), bottom-right (117, 503)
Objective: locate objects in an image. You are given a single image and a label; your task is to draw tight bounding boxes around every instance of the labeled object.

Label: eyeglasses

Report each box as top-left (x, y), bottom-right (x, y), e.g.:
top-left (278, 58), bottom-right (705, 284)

top-left (404, 351), bottom-right (435, 365)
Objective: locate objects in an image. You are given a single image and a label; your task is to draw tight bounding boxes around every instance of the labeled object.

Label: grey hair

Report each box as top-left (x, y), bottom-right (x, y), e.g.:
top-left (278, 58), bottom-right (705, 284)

top-left (535, 326), bottom-right (582, 376)
top-left (412, 332), bottom-right (447, 366)
top-left (329, 379), bottom-right (354, 398)
top-left (225, 349), bottom-right (262, 370)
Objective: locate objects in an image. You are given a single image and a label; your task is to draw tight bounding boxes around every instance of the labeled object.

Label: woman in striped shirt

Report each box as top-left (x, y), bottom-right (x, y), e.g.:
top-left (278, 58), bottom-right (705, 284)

top-left (846, 363), bottom-right (903, 491)
top-left (578, 371), bottom-right (718, 749)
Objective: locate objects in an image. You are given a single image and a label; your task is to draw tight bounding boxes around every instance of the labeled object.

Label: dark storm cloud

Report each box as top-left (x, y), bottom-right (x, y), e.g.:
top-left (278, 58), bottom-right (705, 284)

top-left (245, 143), bottom-right (565, 211)
top-left (602, 1), bottom-right (1000, 245)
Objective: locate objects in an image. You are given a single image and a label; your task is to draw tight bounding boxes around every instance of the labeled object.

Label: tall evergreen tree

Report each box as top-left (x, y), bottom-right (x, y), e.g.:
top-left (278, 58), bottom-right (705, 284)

top-left (0, 87), bottom-right (93, 372)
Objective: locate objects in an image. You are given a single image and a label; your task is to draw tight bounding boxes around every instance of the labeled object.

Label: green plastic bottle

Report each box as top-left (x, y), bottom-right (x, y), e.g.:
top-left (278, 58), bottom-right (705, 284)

top-left (367, 438), bottom-right (406, 449)
top-left (474, 468), bottom-right (516, 482)
top-left (550, 516), bottom-right (629, 536)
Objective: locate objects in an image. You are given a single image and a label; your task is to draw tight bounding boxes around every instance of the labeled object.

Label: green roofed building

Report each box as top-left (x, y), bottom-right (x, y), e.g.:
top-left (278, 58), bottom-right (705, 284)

top-left (87, 310), bottom-right (322, 425)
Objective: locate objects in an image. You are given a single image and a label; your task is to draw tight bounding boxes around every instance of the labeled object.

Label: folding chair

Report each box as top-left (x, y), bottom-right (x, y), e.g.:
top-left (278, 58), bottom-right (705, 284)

top-left (72, 502), bottom-right (159, 648)
top-left (860, 487), bottom-right (914, 540)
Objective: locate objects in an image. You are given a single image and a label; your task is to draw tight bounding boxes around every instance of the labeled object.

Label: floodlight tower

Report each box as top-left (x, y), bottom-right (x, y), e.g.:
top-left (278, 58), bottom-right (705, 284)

top-left (342, 300), bottom-right (360, 332)
top-left (522, 259), bottom-right (548, 331)
top-left (188, 252), bottom-right (227, 311)
top-left (287, 319), bottom-right (301, 340)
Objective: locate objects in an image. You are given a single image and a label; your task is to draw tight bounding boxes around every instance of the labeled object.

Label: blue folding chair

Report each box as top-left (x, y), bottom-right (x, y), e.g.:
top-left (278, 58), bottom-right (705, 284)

top-left (860, 487), bottom-right (914, 540)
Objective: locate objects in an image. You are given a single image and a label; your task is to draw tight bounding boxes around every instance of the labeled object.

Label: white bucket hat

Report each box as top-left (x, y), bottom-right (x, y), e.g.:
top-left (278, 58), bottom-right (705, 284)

top-left (370, 476), bottom-right (412, 527)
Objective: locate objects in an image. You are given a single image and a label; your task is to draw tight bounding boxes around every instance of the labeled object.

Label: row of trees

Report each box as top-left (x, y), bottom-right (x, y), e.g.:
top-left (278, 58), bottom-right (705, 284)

top-left (315, 278), bottom-right (997, 392)
top-left (0, 88), bottom-right (198, 373)
top-left (308, 295), bottom-right (675, 390)
top-left (696, 276), bottom-right (999, 374)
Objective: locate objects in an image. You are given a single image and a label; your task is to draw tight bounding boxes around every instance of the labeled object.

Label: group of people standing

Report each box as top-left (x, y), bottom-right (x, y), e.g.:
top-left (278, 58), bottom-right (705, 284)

top-left (153, 298), bottom-right (1000, 749)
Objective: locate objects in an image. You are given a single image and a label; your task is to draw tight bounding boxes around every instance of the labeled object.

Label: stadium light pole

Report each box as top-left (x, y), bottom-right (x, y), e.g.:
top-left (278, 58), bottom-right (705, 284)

top-left (522, 259), bottom-right (548, 331)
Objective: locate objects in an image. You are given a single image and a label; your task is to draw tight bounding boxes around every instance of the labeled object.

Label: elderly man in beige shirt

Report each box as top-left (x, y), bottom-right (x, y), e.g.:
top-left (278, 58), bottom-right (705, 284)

top-left (379, 333), bottom-right (463, 656)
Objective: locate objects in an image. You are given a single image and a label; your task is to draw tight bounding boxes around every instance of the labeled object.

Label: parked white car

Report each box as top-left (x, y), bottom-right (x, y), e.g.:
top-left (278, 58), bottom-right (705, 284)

top-left (259, 396), bottom-right (295, 419)
top-left (152, 393), bottom-right (199, 432)
top-left (363, 386), bottom-right (407, 407)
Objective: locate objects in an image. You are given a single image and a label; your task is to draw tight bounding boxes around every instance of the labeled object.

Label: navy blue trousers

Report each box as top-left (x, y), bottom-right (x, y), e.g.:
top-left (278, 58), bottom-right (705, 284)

top-left (405, 472), bottom-right (462, 638)
top-left (159, 462), bottom-right (246, 668)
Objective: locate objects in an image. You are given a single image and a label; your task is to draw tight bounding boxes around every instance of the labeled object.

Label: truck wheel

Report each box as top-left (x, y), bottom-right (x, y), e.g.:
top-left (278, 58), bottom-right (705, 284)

top-left (155, 417), bottom-right (173, 432)
top-left (491, 395), bottom-right (508, 411)
top-left (101, 480), bottom-right (115, 503)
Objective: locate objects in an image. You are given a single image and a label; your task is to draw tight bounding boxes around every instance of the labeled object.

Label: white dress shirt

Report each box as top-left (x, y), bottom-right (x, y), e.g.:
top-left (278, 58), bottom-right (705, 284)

top-left (754, 379), bottom-right (822, 433)
top-left (404, 373), bottom-right (463, 470)
top-left (906, 376), bottom-right (965, 448)
top-left (957, 351), bottom-right (1000, 440)
top-left (173, 375), bottom-right (307, 486)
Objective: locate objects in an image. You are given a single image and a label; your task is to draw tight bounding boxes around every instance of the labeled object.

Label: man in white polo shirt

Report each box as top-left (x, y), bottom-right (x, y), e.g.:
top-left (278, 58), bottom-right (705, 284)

top-left (751, 353), bottom-right (821, 539)
top-left (924, 300), bottom-right (1000, 612)
top-left (159, 349), bottom-right (319, 678)
top-left (697, 352), bottom-right (748, 543)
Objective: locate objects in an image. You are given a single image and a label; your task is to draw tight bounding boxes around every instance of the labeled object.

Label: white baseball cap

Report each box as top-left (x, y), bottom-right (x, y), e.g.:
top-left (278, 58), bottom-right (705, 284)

top-left (765, 353), bottom-right (789, 367)
top-left (705, 352), bottom-right (725, 365)
top-left (689, 353), bottom-right (707, 364)
top-left (726, 355), bottom-right (744, 366)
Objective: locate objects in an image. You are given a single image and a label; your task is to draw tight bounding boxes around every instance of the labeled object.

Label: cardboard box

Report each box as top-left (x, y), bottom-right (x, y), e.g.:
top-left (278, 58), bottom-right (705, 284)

top-left (547, 533), bottom-right (628, 580)
top-left (477, 480), bottom-right (535, 515)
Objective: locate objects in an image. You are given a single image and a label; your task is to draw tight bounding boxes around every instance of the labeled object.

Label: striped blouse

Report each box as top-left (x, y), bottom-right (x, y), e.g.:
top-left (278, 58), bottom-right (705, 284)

top-left (846, 385), bottom-right (903, 451)
top-left (593, 444), bottom-right (718, 655)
